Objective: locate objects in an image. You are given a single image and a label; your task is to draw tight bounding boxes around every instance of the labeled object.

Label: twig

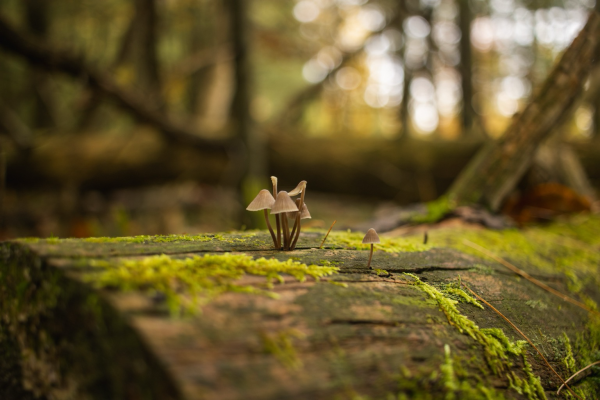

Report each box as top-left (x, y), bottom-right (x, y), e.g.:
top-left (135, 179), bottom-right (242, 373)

top-left (319, 220), bottom-right (337, 249)
top-left (463, 283), bottom-right (582, 400)
top-left (557, 361), bottom-right (600, 395)
top-left (463, 240), bottom-right (600, 317)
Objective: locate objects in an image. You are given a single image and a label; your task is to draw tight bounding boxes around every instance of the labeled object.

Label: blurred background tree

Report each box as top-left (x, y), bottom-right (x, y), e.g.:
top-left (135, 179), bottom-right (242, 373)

top-left (0, 0), bottom-right (598, 239)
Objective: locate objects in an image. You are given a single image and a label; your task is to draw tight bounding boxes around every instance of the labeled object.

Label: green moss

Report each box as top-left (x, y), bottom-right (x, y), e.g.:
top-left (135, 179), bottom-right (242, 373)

top-left (562, 333), bottom-right (576, 375)
top-left (507, 355), bottom-right (546, 400)
top-left (442, 286), bottom-right (484, 310)
top-left (86, 253), bottom-right (339, 316)
top-left (260, 329), bottom-right (305, 370)
top-left (525, 300), bottom-right (548, 311)
top-left (404, 274), bottom-right (527, 375)
top-left (326, 230), bottom-right (431, 253)
top-left (411, 196), bottom-right (455, 224)
top-left (433, 215), bottom-right (600, 275)
top-left (15, 232), bottom-right (259, 245)
top-left (441, 344), bottom-right (459, 393)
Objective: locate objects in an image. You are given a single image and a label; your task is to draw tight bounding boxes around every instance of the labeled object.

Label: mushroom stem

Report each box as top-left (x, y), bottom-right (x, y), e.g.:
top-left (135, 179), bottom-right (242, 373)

top-left (282, 215), bottom-right (290, 250)
top-left (290, 188), bottom-right (306, 250)
top-left (272, 178), bottom-right (281, 249)
top-left (263, 209), bottom-right (277, 248)
top-left (367, 244), bottom-right (374, 269)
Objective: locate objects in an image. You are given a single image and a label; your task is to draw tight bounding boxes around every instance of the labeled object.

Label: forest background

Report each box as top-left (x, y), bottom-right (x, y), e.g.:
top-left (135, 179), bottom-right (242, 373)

top-left (0, 0), bottom-right (598, 239)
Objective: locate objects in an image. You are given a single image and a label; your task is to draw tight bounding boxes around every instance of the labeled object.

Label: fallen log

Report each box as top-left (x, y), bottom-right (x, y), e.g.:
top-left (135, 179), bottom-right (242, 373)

top-left (1, 215), bottom-right (599, 399)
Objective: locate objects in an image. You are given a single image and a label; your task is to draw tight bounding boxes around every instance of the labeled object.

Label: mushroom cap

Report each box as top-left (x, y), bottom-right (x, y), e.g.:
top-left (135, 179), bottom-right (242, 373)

top-left (270, 191), bottom-right (299, 214)
top-left (286, 202), bottom-right (311, 219)
top-left (300, 203), bottom-right (311, 219)
top-left (288, 180), bottom-right (307, 196)
top-left (246, 189), bottom-right (276, 211)
top-left (362, 228), bottom-right (380, 244)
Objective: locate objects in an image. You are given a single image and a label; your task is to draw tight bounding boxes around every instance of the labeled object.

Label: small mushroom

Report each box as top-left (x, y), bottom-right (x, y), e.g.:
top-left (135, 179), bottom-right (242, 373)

top-left (271, 176), bottom-right (281, 249)
top-left (247, 189), bottom-right (277, 248)
top-left (362, 228), bottom-right (380, 269)
top-left (270, 191), bottom-right (299, 250)
top-left (289, 181), bottom-right (308, 251)
top-left (289, 200), bottom-right (311, 240)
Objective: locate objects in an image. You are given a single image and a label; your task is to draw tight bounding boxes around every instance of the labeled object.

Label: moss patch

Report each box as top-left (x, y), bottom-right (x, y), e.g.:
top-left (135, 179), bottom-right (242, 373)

top-left (325, 230), bottom-right (431, 253)
top-left (404, 273), bottom-right (527, 375)
top-left (86, 253), bottom-right (339, 315)
top-left (411, 196), bottom-right (455, 224)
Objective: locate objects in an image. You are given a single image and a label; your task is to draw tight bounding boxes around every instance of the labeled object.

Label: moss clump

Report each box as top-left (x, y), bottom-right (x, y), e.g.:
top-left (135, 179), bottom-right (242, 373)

top-left (326, 230), bottom-right (431, 253)
top-left (411, 196), bottom-right (455, 224)
top-left (441, 283), bottom-right (484, 310)
top-left (432, 215), bottom-right (600, 277)
top-left (86, 253), bottom-right (339, 315)
top-left (15, 232), bottom-right (259, 245)
top-left (507, 355), bottom-right (546, 400)
top-left (260, 329), bottom-right (305, 370)
top-left (404, 274), bottom-right (527, 376)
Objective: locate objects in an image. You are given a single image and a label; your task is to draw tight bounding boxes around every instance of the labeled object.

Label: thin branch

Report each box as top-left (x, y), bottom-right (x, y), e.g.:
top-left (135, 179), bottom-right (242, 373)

top-left (557, 360), bottom-right (600, 395)
top-left (0, 13), bottom-right (231, 151)
top-left (463, 284), bottom-right (581, 400)
top-left (0, 98), bottom-right (34, 149)
top-left (463, 239), bottom-right (600, 317)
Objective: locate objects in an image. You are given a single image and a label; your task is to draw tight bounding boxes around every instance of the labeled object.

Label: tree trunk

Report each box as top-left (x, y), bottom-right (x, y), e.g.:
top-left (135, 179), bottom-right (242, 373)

top-left (446, 9), bottom-right (600, 211)
top-left (1, 217), bottom-right (599, 399)
top-left (458, 0), bottom-right (474, 137)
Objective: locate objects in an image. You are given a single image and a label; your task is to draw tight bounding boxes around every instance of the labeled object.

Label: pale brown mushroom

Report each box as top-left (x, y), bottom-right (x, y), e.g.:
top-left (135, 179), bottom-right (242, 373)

top-left (246, 189), bottom-right (277, 248)
top-left (289, 200), bottom-right (311, 240)
top-left (290, 181), bottom-right (307, 250)
top-left (270, 191), bottom-right (299, 250)
top-left (362, 228), bottom-right (380, 269)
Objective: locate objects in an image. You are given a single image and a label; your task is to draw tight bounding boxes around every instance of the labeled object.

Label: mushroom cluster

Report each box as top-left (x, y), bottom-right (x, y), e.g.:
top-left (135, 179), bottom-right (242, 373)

top-left (246, 177), bottom-right (310, 251)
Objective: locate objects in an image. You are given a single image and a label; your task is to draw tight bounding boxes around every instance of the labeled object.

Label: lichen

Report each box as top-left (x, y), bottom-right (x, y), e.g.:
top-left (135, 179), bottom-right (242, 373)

top-left (86, 253), bottom-right (339, 316)
top-left (326, 230), bottom-right (430, 253)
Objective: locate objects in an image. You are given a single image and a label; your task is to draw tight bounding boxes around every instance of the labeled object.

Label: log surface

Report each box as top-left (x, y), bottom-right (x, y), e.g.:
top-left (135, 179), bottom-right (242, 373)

top-left (1, 218), bottom-right (600, 399)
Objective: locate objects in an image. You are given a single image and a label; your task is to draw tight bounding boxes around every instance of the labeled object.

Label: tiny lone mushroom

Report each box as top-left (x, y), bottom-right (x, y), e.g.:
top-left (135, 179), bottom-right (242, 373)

top-left (270, 191), bottom-right (299, 250)
top-left (246, 189), bottom-right (277, 248)
top-left (362, 228), bottom-right (380, 269)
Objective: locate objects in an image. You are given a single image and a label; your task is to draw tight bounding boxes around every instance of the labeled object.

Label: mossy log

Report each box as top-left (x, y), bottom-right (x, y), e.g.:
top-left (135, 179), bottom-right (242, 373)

top-left (1, 217), bottom-right (600, 399)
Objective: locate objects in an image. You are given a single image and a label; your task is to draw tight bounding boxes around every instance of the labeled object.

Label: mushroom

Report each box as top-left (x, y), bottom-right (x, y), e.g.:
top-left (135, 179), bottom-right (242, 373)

top-left (270, 191), bottom-right (299, 250)
top-left (246, 189), bottom-right (277, 248)
top-left (271, 176), bottom-right (281, 249)
top-left (289, 200), bottom-right (311, 240)
top-left (362, 228), bottom-right (380, 269)
top-left (289, 181), bottom-right (307, 250)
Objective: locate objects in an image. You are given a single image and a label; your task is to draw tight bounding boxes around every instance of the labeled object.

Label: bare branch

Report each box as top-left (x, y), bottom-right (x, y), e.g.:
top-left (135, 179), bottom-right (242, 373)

top-left (0, 13), bottom-right (231, 151)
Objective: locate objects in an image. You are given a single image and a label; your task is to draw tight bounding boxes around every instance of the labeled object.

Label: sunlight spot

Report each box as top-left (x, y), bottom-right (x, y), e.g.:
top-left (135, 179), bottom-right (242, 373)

top-left (294, 1), bottom-right (320, 23)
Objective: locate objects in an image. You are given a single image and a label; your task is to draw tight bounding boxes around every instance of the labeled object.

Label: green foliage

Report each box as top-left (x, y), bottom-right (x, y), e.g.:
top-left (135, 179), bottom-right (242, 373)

top-left (86, 253), bottom-right (339, 316)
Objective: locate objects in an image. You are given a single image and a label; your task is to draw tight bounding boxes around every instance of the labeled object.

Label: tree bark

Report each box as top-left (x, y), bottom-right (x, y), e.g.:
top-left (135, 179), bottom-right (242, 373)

top-left (1, 219), bottom-right (599, 399)
top-left (458, 0), bottom-right (474, 137)
top-left (446, 10), bottom-right (600, 211)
